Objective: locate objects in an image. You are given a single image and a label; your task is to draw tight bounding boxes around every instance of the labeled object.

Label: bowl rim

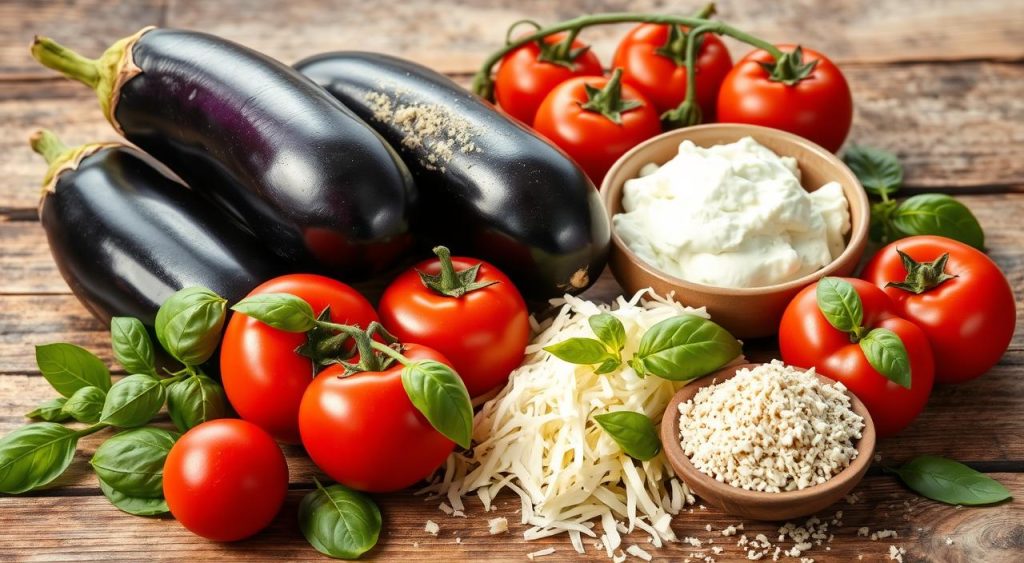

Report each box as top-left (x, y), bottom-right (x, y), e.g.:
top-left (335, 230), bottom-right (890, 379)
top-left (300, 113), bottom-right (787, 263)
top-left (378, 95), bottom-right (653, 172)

top-left (601, 123), bottom-right (871, 297)
top-left (660, 362), bottom-right (877, 506)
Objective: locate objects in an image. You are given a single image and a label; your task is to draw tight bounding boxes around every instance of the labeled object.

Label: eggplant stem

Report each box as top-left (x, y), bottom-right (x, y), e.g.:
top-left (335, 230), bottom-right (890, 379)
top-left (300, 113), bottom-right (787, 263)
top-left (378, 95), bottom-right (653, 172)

top-left (29, 129), bottom-right (70, 165)
top-left (30, 36), bottom-right (101, 88)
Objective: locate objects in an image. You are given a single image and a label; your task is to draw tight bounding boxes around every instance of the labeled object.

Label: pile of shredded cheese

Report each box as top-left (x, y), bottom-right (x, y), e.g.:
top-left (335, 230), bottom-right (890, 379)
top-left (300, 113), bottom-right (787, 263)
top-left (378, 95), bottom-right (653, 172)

top-left (421, 289), bottom-right (741, 558)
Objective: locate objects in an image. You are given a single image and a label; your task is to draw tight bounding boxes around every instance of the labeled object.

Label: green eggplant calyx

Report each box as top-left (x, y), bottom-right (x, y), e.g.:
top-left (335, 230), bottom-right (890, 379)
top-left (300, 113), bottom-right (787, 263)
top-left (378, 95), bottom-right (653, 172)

top-left (418, 246), bottom-right (499, 298)
top-left (886, 250), bottom-right (959, 294)
top-left (29, 129), bottom-right (112, 198)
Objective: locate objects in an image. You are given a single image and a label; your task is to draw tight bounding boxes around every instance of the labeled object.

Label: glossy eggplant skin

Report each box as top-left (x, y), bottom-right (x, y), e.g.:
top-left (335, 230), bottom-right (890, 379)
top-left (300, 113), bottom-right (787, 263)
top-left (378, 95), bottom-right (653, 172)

top-left (40, 145), bottom-right (282, 328)
top-left (294, 52), bottom-right (609, 299)
top-left (115, 29), bottom-right (415, 278)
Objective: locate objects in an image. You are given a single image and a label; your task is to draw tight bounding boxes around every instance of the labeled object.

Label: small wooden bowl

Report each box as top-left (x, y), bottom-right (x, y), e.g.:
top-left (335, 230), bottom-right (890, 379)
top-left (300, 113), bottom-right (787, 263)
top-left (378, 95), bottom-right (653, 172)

top-left (660, 363), bottom-right (876, 521)
top-left (601, 124), bottom-right (870, 339)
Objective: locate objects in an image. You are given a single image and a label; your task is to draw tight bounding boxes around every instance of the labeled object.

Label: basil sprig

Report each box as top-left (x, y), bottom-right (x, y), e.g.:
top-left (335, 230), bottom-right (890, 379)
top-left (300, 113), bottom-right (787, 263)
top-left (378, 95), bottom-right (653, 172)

top-left (895, 456), bottom-right (1011, 505)
top-left (544, 313), bottom-right (626, 374)
top-left (299, 479), bottom-right (382, 559)
top-left (594, 411), bottom-right (661, 461)
top-left (816, 277), bottom-right (912, 388)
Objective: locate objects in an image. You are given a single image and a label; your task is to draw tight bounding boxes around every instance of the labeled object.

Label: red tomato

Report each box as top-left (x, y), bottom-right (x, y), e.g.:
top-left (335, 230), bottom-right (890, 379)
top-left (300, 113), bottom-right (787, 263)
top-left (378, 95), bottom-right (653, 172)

top-left (163, 419), bottom-right (288, 542)
top-left (299, 343), bottom-right (455, 493)
top-left (717, 45), bottom-right (852, 153)
top-left (612, 24), bottom-right (733, 118)
top-left (378, 251), bottom-right (529, 397)
top-left (221, 274), bottom-right (378, 444)
top-left (495, 32), bottom-right (604, 125)
top-left (862, 236), bottom-right (1015, 384)
top-left (533, 72), bottom-right (662, 185)
top-left (779, 278), bottom-right (935, 437)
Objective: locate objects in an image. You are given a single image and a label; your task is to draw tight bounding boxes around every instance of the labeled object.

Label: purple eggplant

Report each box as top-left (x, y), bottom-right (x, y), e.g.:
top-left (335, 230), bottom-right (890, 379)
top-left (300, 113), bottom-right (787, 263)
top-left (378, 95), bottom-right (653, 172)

top-left (295, 52), bottom-right (609, 299)
top-left (31, 29), bottom-right (415, 278)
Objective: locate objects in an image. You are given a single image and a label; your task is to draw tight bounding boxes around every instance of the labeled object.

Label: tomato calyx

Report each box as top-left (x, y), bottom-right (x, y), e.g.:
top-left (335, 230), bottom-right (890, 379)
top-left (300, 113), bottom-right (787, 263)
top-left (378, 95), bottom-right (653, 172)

top-left (886, 250), bottom-right (958, 295)
top-left (294, 307), bottom-right (355, 375)
top-left (579, 69), bottom-right (645, 125)
top-left (418, 246), bottom-right (498, 298)
top-left (758, 45), bottom-right (819, 86)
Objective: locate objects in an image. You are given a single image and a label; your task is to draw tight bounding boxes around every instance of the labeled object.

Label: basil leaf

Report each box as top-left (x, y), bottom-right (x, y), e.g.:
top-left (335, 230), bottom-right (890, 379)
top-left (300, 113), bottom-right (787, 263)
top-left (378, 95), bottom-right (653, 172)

top-left (35, 343), bottom-right (111, 397)
top-left (299, 479), bottom-right (381, 559)
top-left (110, 317), bottom-right (156, 376)
top-left (61, 385), bottom-right (107, 423)
top-left (26, 398), bottom-right (71, 422)
top-left (816, 277), bottom-right (863, 334)
top-left (98, 475), bottom-right (169, 516)
top-left (544, 338), bottom-right (616, 365)
top-left (897, 455), bottom-right (1011, 506)
top-left (166, 374), bottom-right (230, 432)
top-left (843, 145), bottom-right (903, 197)
top-left (859, 328), bottom-right (912, 389)
top-left (631, 315), bottom-right (740, 381)
top-left (401, 360), bottom-right (473, 448)
top-left (0, 423), bottom-right (80, 494)
top-left (100, 374), bottom-right (166, 428)
top-left (594, 411), bottom-right (661, 461)
top-left (589, 313), bottom-right (626, 354)
top-left (154, 287), bottom-right (227, 366)
top-left (891, 194), bottom-right (985, 250)
top-left (91, 427), bottom-right (177, 498)
top-left (231, 293), bottom-right (317, 332)
top-left (594, 358), bottom-right (622, 375)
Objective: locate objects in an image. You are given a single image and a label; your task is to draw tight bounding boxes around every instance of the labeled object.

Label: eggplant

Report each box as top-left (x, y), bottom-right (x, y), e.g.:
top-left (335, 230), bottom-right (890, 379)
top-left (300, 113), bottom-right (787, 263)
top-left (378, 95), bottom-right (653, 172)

top-left (294, 52), bottom-right (609, 299)
top-left (31, 29), bottom-right (415, 278)
top-left (30, 130), bottom-right (282, 328)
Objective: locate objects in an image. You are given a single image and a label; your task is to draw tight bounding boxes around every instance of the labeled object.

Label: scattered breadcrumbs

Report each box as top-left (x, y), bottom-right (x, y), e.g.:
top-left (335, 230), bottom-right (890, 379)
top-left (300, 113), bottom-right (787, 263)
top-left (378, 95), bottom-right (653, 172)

top-left (945, 537), bottom-right (954, 545)
top-left (871, 530), bottom-right (898, 541)
top-left (424, 520), bottom-right (440, 536)
top-left (487, 517), bottom-right (508, 535)
top-left (364, 90), bottom-right (480, 173)
top-left (526, 547), bottom-right (555, 560)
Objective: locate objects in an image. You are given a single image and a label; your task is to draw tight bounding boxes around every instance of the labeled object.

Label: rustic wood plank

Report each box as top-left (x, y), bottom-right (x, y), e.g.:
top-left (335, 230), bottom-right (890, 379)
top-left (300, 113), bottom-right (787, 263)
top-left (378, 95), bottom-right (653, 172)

top-left (0, 474), bottom-right (1020, 561)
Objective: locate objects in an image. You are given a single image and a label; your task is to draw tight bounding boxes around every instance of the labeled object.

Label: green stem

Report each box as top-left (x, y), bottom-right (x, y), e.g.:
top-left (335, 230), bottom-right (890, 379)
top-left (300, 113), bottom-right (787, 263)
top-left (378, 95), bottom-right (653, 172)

top-left (433, 246), bottom-right (460, 292)
top-left (74, 422), bottom-right (109, 438)
top-left (369, 341), bottom-right (411, 367)
top-left (317, 321), bottom-right (386, 372)
top-left (30, 36), bottom-right (101, 88)
top-left (28, 130), bottom-right (69, 165)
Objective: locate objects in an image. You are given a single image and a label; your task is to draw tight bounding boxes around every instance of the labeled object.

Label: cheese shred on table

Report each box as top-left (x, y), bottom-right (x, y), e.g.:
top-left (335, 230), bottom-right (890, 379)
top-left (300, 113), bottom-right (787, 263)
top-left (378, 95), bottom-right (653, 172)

top-left (422, 290), bottom-right (737, 557)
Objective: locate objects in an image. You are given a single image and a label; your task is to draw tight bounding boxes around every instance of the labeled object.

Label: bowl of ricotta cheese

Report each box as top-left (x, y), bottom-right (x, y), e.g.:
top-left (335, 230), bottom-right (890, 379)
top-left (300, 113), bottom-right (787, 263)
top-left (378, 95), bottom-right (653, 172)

top-left (602, 124), bottom-right (869, 338)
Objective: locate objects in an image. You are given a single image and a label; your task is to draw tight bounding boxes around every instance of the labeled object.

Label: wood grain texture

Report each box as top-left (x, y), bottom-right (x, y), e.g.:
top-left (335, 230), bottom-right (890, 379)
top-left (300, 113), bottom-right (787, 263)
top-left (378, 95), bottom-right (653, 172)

top-left (0, 474), bottom-right (1020, 561)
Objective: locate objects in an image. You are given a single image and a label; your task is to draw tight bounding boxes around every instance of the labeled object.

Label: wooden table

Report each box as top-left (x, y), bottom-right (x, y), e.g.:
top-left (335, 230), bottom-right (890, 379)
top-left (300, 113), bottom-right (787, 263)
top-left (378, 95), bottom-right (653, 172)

top-left (1, 0), bottom-right (1022, 561)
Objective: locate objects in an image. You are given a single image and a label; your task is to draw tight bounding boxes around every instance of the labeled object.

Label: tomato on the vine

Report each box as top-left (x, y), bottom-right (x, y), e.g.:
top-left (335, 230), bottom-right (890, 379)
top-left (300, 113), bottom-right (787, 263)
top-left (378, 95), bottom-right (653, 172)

top-left (612, 24), bottom-right (733, 118)
top-left (379, 246), bottom-right (529, 398)
top-left (862, 236), bottom-right (1015, 384)
top-left (163, 419), bottom-right (288, 542)
top-left (299, 343), bottom-right (456, 493)
top-left (221, 274), bottom-right (378, 444)
top-left (533, 69), bottom-right (662, 185)
top-left (494, 32), bottom-right (604, 125)
top-left (779, 278), bottom-right (935, 438)
top-left (717, 45), bottom-right (852, 152)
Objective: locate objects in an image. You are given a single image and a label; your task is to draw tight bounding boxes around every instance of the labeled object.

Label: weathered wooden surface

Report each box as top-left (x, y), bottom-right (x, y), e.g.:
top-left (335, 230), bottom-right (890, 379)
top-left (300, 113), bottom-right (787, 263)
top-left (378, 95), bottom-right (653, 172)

top-left (1, 0), bottom-right (1022, 561)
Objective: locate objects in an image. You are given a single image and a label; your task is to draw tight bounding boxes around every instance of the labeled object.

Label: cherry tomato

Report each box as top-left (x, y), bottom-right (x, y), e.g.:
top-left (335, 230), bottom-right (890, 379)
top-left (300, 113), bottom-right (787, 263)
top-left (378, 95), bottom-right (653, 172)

top-left (612, 24), bottom-right (733, 118)
top-left (221, 274), bottom-right (378, 444)
top-left (779, 278), bottom-right (935, 437)
top-left (299, 344), bottom-right (455, 493)
top-left (378, 248), bottom-right (529, 397)
top-left (533, 72), bottom-right (662, 185)
top-left (495, 32), bottom-right (604, 125)
top-left (163, 419), bottom-right (288, 542)
top-left (862, 235), bottom-right (1015, 384)
top-left (717, 45), bottom-right (852, 153)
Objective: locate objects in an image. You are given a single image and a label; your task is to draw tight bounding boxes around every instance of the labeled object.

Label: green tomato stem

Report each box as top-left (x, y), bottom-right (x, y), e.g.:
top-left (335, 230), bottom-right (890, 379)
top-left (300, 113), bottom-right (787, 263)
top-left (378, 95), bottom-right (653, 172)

top-left (369, 341), bottom-right (411, 367)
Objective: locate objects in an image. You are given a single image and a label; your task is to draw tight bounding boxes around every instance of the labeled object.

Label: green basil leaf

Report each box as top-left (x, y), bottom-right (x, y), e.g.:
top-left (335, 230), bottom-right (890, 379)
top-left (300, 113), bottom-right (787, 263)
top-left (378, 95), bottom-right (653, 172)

top-left (100, 374), bottom-right (166, 428)
top-left (594, 358), bottom-right (622, 375)
top-left (632, 315), bottom-right (740, 381)
top-left (35, 343), bottom-right (111, 397)
top-left (61, 385), bottom-right (107, 423)
top-left (111, 317), bottom-right (156, 376)
top-left (897, 455), bottom-right (1011, 506)
top-left (891, 194), bottom-right (985, 250)
top-left (154, 287), bottom-right (227, 366)
top-left (25, 398), bottom-right (71, 422)
top-left (91, 427), bottom-right (177, 498)
top-left (859, 328), bottom-right (912, 389)
top-left (544, 338), bottom-right (616, 365)
top-left (843, 145), bottom-right (903, 197)
top-left (299, 479), bottom-right (382, 559)
top-left (594, 411), bottom-right (661, 461)
top-left (98, 475), bottom-right (169, 516)
top-left (816, 277), bottom-right (864, 334)
top-left (589, 313), bottom-right (626, 354)
top-left (0, 423), bottom-right (80, 494)
top-left (166, 374), bottom-right (230, 432)
top-left (401, 360), bottom-right (473, 448)
top-left (231, 293), bottom-right (317, 332)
